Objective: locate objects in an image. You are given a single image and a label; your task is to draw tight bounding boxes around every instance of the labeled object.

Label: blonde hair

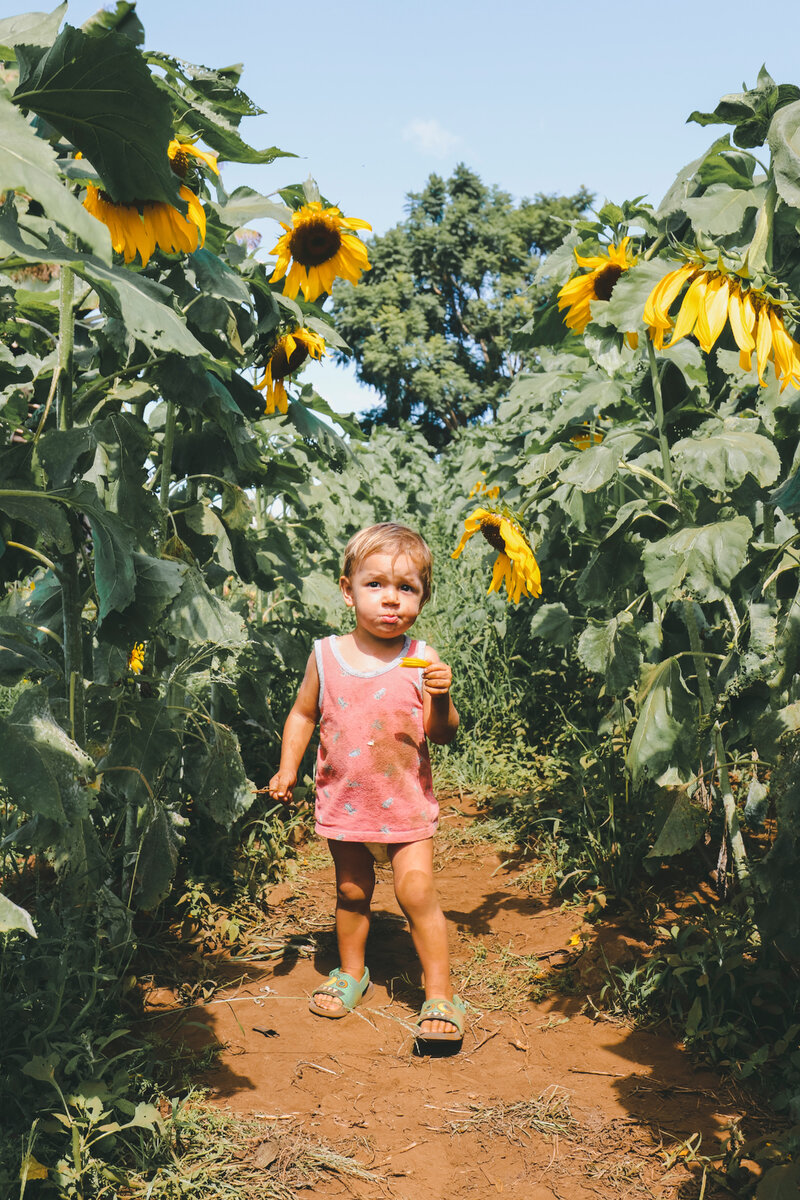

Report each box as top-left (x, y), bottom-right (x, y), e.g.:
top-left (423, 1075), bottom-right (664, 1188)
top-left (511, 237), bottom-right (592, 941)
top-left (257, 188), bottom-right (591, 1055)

top-left (342, 523), bottom-right (433, 604)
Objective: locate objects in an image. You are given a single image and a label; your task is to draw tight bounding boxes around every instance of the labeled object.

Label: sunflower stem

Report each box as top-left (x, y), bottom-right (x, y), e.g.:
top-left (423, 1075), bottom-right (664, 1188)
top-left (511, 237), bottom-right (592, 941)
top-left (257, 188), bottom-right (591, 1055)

top-left (57, 240), bottom-right (75, 431)
top-left (683, 601), bottom-right (714, 715)
top-left (713, 723), bottom-right (755, 916)
top-left (55, 233), bottom-right (86, 746)
top-left (646, 338), bottom-right (674, 490)
top-left (159, 400), bottom-right (178, 545)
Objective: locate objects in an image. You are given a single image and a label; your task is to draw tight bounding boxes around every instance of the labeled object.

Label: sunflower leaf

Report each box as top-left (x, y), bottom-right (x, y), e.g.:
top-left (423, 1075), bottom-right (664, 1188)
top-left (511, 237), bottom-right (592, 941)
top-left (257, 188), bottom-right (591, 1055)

top-left (627, 658), bottom-right (698, 785)
top-left (578, 611), bottom-right (642, 694)
top-left (0, 93), bottom-right (111, 259)
top-left (768, 100), bottom-right (800, 210)
top-left (14, 24), bottom-right (181, 206)
top-left (0, 4), bottom-right (66, 59)
top-left (682, 181), bottom-right (766, 237)
top-left (0, 892), bottom-right (37, 937)
top-left (642, 516), bottom-right (753, 606)
top-left (673, 425), bottom-right (781, 491)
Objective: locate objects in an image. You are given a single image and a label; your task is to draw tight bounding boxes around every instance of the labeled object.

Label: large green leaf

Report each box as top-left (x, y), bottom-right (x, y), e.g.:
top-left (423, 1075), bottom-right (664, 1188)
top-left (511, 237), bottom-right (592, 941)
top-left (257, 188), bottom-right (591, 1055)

top-left (185, 722), bottom-right (255, 826)
top-left (673, 424), bottom-right (781, 491)
top-left (0, 686), bottom-right (95, 823)
top-left (188, 247), bottom-right (251, 304)
top-left (0, 90), bottom-right (110, 258)
top-left (134, 801), bottom-right (185, 910)
top-left (646, 790), bottom-right (707, 858)
top-left (14, 24), bottom-right (181, 206)
top-left (561, 444), bottom-right (621, 492)
top-left (0, 491), bottom-right (73, 551)
top-left (0, 6), bottom-right (66, 58)
top-left (164, 565), bottom-right (246, 646)
top-left (215, 187), bottom-right (292, 229)
top-left (577, 611), bottom-right (642, 693)
top-left (0, 615), bottom-right (59, 684)
top-left (0, 891), bottom-right (37, 937)
top-left (768, 100), bottom-right (800, 210)
top-left (529, 602), bottom-right (573, 646)
top-left (681, 181), bottom-right (766, 236)
top-left (627, 658), bottom-right (698, 784)
top-left (642, 516), bottom-right (752, 606)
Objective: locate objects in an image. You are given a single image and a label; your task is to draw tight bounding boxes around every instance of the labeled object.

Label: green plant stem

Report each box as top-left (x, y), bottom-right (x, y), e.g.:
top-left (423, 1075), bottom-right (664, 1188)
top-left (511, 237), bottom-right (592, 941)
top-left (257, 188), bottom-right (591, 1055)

top-left (159, 400), bottom-right (178, 544)
top-left (683, 601), bottom-right (714, 714)
top-left (713, 723), bottom-right (755, 910)
top-left (57, 245), bottom-right (75, 433)
top-left (62, 547), bottom-right (86, 747)
top-left (763, 503), bottom-right (777, 603)
top-left (646, 338), bottom-right (674, 491)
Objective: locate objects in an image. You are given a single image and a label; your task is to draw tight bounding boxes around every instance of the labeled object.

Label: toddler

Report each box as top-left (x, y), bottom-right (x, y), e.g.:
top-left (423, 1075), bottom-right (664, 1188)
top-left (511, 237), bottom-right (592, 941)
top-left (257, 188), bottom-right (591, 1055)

top-left (269, 522), bottom-right (464, 1042)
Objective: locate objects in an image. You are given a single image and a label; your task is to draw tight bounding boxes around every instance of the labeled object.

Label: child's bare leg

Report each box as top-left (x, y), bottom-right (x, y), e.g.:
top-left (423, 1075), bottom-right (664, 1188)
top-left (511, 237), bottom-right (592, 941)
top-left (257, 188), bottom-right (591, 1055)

top-left (390, 839), bottom-right (455, 1036)
top-left (315, 840), bottom-right (376, 1014)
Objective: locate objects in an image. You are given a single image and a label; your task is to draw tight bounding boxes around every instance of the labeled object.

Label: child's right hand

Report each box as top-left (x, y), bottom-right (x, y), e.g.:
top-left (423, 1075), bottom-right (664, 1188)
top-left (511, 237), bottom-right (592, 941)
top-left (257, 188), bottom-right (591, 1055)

top-left (268, 770), bottom-right (296, 803)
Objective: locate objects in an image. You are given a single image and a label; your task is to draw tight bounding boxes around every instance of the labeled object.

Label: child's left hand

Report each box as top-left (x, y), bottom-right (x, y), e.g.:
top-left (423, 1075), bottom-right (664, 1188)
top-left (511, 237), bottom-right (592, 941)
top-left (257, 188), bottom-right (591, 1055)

top-left (422, 660), bottom-right (452, 696)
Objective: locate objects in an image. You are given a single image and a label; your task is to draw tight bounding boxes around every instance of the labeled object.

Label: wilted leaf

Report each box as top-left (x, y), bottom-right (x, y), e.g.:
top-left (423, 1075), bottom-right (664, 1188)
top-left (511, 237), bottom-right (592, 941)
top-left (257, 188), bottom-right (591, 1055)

top-left (0, 892), bottom-right (37, 937)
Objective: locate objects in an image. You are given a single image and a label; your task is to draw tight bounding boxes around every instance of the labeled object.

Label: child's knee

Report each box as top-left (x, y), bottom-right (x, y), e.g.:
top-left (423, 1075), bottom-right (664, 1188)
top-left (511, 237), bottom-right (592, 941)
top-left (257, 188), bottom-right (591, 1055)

top-left (394, 868), bottom-right (435, 914)
top-left (336, 877), bottom-right (374, 908)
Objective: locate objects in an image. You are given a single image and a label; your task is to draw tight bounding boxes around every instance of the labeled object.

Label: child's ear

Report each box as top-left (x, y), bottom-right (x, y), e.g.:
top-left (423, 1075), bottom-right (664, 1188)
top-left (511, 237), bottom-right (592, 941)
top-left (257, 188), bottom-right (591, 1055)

top-left (340, 575), bottom-right (355, 606)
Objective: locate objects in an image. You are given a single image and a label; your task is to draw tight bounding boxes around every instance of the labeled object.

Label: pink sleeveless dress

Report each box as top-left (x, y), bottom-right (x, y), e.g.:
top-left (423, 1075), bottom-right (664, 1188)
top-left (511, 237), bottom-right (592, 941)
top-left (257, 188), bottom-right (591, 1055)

top-left (313, 635), bottom-right (439, 844)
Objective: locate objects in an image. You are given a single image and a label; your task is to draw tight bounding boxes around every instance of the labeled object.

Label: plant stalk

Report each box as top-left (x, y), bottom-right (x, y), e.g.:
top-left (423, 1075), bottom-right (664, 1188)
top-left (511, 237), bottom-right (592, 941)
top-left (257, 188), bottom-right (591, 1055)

top-left (646, 338), bottom-right (674, 491)
top-left (683, 601), bottom-right (714, 714)
top-left (159, 400), bottom-right (178, 544)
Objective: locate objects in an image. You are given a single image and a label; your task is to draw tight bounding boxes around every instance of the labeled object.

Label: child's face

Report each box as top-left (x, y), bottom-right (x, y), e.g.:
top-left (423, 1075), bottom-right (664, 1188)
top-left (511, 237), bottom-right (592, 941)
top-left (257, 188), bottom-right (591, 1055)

top-left (340, 551), bottom-right (425, 639)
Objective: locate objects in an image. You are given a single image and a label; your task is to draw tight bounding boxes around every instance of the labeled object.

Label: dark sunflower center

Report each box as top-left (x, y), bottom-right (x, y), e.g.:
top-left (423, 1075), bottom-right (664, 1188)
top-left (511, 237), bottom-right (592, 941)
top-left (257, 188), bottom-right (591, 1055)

top-left (593, 264), bottom-right (623, 301)
top-left (170, 151), bottom-right (189, 179)
top-left (289, 218), bottom-right (342, 267)
top-left (271, 341), bottom-right (309, 380)
top-left (480, 518), bottom-right (506, 552)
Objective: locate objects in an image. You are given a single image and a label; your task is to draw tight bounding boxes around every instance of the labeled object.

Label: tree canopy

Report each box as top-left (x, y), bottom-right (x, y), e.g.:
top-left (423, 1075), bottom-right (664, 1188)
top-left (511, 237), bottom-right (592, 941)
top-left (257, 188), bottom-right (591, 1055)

top-left (331, 164), bottom-right (592, 446)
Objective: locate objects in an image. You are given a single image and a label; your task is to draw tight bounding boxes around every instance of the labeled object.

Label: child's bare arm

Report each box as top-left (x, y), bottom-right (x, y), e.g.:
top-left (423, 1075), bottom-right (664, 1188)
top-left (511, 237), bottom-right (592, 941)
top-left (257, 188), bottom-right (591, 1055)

top-left (269, 653), bottom-right (320, 802)
top-left (421, 648), bottom-right (459, 745)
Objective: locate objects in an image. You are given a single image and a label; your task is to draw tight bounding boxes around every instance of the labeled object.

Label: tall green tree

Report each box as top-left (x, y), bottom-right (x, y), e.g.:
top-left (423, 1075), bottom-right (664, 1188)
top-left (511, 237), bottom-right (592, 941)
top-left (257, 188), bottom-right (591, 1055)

top-left (331, 164), bottom-right (592, 446)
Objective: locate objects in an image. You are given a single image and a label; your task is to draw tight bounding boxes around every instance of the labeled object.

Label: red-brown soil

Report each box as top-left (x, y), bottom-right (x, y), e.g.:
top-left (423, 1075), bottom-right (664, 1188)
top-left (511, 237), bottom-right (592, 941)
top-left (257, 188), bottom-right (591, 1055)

top-left (144, 804), bottom-right (755, 1198)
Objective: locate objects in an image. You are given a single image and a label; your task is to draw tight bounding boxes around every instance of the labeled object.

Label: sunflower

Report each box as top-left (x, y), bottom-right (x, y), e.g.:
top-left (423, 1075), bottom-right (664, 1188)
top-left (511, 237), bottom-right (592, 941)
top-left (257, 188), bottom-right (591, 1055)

top-left (256, 326), bottom-right (327, 414)
top-left (557, 237), bottom-right (638, 337)
top-left (128, 643), bottom-right (145, 674)
top-left (468, 477), bottom-right (501, 499)
top-left (82, 140), bottom-right (217, 266)
top-left (644, 262), bottom-right (800, 390)
top-left (570, 428), bottom-right (605, 451)
top-left (269, 202), bottom-right (371, 301)
top-left (452, 506), bottom-right (542, 604)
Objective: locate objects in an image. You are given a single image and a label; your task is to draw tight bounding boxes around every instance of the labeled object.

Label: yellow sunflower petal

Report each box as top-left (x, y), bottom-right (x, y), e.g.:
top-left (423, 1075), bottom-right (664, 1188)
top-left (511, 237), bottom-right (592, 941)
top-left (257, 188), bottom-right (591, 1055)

top-left (665, 273), bottom-right (708, 348)
top-left (755, 304), bottom-right (773, 385)
top-left (695, 273), bottom-right (730, 354)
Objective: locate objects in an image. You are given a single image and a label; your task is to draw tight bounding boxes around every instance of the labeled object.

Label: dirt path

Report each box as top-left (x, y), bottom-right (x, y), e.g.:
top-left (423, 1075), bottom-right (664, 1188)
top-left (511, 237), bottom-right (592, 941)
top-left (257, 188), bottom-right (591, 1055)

top-left (146, 806), bottom-right (748, 1198)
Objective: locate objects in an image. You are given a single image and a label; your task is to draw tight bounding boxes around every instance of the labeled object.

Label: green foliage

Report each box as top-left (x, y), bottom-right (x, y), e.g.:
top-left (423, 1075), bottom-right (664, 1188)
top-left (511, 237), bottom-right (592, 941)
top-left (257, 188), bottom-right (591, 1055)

top-left (331, 164), bottom-right (592, 446)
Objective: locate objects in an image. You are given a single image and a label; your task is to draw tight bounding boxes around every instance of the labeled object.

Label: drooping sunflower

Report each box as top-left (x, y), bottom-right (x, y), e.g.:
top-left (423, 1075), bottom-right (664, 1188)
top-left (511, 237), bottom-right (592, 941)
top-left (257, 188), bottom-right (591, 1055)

top-left (269, 202), bottom-right (371, 302)
top-left (127, 643), bottom-right (145, 674)
top-left (557, 237), bottom-right (639, 339)
top-left (452, 506), bottom-right (542, 604)
top-left (256, 327), bottom-right (327, 414)
top-left (570, 428), bottom-right (605, 451)
top-left (82, 139), bottom-right (218, 266)
top-left (644, 262), bottom-right (800, 390)
top-left (468, 477), bottom-right (501, 500)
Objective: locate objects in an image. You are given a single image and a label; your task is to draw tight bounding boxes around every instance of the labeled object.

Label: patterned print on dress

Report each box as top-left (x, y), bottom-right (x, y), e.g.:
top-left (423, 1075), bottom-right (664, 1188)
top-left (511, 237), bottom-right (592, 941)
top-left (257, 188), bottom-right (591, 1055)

top-left (371, 719), bottom-right (384, 731)
top-left (374, 687), bottom-right (386, 700)
top-left (348, 748), bottom-right (361, 758)
top-left (382, 797), bottom-right (394, 808)
top-left (346, 779), bottom-right (361, 788)
top-left (381, 824), bottom-right (391, 835)
top-left (331, 730), bottom-right (342, 743)
top-left (337, 696), bottom-right (348, 708)
top-left (344, 802), bottom-right (357, 814)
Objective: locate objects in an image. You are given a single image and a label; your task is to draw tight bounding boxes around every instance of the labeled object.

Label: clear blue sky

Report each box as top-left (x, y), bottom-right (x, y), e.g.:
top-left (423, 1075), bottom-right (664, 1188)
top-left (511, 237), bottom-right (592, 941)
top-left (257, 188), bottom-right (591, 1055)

top-left (64, 0), bottom-right (800, 412)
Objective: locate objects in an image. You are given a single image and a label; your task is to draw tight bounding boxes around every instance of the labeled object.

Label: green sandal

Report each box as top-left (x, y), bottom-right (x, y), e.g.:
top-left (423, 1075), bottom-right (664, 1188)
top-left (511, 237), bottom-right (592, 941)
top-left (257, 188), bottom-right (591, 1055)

top-left (308, 967), bottom-right (373, 1019)
top-left (415, 995), bottom-right (467, 1043)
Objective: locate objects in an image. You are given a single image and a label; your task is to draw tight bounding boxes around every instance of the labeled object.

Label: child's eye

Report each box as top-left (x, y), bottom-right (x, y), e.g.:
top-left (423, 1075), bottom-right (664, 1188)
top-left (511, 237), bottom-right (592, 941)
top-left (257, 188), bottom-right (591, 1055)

top-left (366, 581), bottom-right (381, 588)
